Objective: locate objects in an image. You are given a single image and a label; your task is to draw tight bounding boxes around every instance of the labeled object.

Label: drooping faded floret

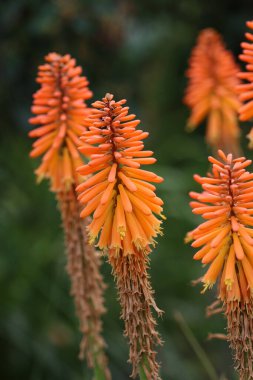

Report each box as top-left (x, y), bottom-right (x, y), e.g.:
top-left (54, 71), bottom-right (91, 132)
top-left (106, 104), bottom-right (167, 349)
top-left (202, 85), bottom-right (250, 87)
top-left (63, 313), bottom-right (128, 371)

top-left (185, 29), bottom-right (241, 155)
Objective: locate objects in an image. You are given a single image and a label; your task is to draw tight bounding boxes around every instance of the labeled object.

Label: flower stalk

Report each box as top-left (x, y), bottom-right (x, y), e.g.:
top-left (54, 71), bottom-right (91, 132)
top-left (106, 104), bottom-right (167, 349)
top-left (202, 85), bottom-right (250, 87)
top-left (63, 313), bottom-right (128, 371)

top-left (58, 187), bottom-right (110, 379)
top-left (188, 149), bottom-right (253, 379)
top-left (29, 53), bottom-right (110, 379)
top-left (110, 252), bottom-right (163, 379)
top-left (77, 93), bottom-right (164, 379)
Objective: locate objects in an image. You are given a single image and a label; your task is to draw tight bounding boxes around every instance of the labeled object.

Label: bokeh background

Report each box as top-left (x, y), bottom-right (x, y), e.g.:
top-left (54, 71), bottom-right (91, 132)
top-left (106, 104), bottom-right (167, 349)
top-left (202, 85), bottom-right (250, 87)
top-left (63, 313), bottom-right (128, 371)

top-left (1, 0), bottom-right (253, 379)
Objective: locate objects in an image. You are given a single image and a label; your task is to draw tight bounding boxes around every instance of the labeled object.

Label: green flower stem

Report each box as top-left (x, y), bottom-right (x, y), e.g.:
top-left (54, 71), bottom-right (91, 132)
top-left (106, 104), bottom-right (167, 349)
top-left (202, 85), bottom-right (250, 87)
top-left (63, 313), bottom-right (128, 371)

top-left (174, 311), bottom-right (219, 380)
top-left (138, 355), bottom-right (160, 380)
top-left (94, 360), bottom-right (108, 380)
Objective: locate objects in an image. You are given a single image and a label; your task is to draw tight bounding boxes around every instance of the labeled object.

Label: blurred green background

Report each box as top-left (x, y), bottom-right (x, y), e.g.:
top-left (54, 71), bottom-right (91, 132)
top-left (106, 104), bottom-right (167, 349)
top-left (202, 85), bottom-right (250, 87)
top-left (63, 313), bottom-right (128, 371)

top-left (1, 0), bottom-right (253, 379)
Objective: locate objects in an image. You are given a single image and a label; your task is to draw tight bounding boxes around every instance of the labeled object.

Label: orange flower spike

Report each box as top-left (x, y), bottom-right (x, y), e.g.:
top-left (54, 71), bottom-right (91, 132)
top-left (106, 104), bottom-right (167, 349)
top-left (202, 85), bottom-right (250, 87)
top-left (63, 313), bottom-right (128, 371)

top-left (77, 94), bottom-right (164, 379)
top-left (238, 21), bottom-right (253, 148)
top-left (189, 150), bottom-right (253, 378)
top-left (29, 53), bottom-right (92, 191)
top-left (189, 150), bottom-right (253, 300)
top-left (28, 54), bottom-right (111, 379)
top-left (184, 29), bottom-right (241, 155)
top-left (77, 93), bottom-right (164, 255)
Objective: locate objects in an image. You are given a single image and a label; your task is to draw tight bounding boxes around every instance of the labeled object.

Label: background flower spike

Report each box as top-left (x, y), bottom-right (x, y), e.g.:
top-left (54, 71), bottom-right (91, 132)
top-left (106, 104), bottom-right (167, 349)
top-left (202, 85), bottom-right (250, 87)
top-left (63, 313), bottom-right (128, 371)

top-left (77, 93), bottom-right (164, 379)
top-left (29, 53), bottom-right (111, 380)
top-left (184, 29), bottom-right (241, 156)
top-left (188, 149), bottom-right (253, 379)
top-left (237, 20), bottom-right (253, 149)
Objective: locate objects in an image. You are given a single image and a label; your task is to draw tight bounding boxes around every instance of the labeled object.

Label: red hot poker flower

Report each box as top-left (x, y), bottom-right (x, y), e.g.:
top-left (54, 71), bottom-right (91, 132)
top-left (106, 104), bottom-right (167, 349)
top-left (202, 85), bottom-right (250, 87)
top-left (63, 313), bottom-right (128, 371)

top-left (189, 149), bottom-right (253, 378)
top-left (238, 21), bottom-right (253, 148)
top-left (29, 52), bottom-right (92, 191)
top-left (189, 150), bottom-right (253, 300)
top-left (76, 93), bottom-right (165, 256)
top-left (77, 93), bottom-right (164, 379)
top-left (184, 29), bottom-right (241, 155)
top-left (29, 54), bottom-right (110, 378)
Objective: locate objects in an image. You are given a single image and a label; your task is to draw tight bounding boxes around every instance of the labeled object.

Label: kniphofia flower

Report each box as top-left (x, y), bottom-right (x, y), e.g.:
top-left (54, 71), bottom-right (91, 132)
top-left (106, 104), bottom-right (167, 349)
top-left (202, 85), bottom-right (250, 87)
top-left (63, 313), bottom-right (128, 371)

top-left (77, 93), bottom-right (164, 379)
top-left (29, 52), bottom-right (92, 191)
top-left (29, 53), bottom-right (110, 379)
top-left (189, 149), bottom-right (253, 379)
top-left (77, 93), bottom-right (164, 256)
top-left (184, 29), bottom-right (241, 155)
top-left (238, 21), bottom-right (253, 148)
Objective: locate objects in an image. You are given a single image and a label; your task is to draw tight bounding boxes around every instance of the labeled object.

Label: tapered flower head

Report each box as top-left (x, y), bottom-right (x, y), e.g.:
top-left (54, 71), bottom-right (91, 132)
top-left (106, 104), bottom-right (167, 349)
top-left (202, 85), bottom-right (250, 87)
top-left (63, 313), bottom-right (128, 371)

top-left (76, 93), bottom-right (164, 256)
top-left (189, 149), bottom-right (253, 303)
top-left (29, 52), bottom-right (92, 191)
top-left (189, 150), bottom-right (253, 379)
top-left (238, 21), bottom-right (253, 148)
top-left (184, 29), bottom-right (241, 155)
